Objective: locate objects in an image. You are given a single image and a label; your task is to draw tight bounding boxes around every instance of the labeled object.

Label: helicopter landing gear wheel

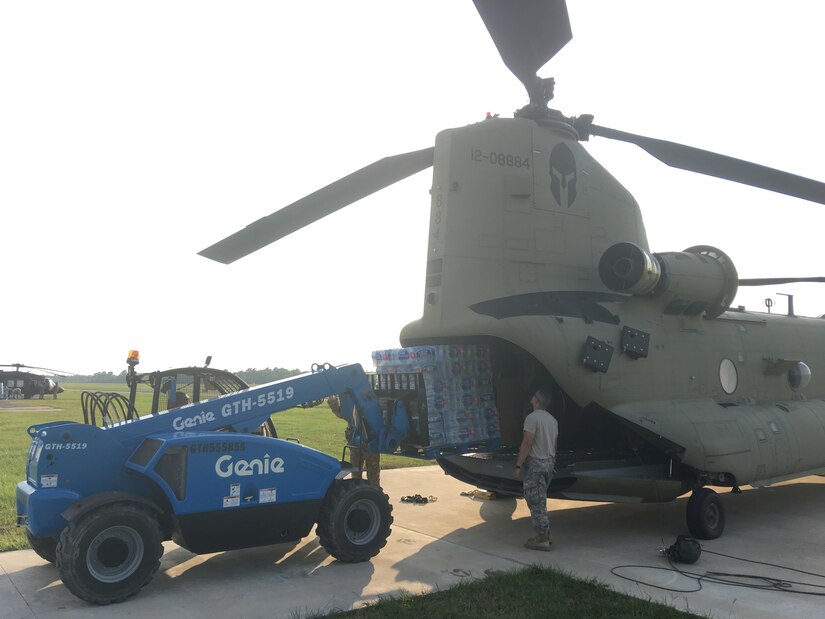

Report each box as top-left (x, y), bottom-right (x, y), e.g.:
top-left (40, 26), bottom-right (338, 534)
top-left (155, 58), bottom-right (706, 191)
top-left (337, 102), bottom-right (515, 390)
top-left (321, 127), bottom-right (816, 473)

top-left (316, 479), bottom-right (392, 562)
top-left (55, 503), bottom-right (163, 604)
top-left (686, 487), bottom-right (725, 539)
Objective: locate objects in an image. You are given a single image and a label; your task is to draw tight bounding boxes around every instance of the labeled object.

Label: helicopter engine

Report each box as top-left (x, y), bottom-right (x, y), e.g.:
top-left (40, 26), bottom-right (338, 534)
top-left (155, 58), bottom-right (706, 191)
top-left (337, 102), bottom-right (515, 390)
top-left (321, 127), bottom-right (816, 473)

top-left (598, 243), bottom-right (738, 319)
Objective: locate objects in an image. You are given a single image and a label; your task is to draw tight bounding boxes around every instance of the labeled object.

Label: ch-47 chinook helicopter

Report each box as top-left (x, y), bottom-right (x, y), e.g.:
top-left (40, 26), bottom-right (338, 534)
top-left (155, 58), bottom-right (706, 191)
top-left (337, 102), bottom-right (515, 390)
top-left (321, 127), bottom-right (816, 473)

top-left (199, 0), bottom-right (825, 540)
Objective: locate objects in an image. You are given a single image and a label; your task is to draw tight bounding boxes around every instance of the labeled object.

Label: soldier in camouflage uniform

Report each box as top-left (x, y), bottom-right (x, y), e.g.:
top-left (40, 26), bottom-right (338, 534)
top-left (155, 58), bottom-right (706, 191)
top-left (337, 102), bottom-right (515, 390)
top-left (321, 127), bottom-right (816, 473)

top-left (514, 389), bottom-right (558, 551)
top-left (328, 395), bottom-right (381, 486)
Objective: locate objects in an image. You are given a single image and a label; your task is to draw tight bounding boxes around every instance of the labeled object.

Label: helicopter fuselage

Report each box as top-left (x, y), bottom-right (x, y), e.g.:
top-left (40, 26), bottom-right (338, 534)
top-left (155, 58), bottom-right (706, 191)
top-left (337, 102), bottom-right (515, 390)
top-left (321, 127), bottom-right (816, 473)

top-left (400, 116), bottom-right (825, 497)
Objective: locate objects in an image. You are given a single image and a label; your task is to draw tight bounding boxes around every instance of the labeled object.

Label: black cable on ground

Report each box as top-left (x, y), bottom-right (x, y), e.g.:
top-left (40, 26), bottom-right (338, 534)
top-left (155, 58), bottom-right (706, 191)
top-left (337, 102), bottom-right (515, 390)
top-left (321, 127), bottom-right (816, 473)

top-left (611, 554), bottom-right (825, 597)
top-left (610, 445), bottom-right (825, 597)
top-left (608, 475), bottom-right (825, 597)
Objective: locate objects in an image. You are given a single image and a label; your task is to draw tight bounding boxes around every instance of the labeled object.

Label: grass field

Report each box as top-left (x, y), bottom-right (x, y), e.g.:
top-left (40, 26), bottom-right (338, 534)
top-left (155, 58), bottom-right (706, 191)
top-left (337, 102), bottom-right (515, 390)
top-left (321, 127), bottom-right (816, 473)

top-left (0, 382), bottom-right (428, 552)
top-left (329, 565), bottom-right (699, 618)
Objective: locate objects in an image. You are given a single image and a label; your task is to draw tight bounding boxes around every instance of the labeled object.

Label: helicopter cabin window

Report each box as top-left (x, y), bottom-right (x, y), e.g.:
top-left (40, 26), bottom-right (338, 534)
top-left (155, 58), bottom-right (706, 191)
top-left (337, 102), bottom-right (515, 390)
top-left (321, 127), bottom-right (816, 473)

top-left (719, 358), bottom-right (738, 394)
top-left (788, 362), bottom-right (811, 391)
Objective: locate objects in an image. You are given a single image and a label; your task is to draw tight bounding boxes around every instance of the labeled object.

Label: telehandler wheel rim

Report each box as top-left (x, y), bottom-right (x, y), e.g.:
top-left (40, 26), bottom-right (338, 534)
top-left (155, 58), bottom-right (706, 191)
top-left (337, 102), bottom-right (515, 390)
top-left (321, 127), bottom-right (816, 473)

top-left (345, 498), bottom-right (381, 545)
top-left (86, 525), bottom-right (145, 583)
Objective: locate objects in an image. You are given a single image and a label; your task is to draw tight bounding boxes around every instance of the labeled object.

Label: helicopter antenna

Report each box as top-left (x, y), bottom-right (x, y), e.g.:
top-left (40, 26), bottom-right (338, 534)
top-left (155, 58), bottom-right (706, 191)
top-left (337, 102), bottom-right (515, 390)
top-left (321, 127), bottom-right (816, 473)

top-left (778, 293), bottom-right (795, 317)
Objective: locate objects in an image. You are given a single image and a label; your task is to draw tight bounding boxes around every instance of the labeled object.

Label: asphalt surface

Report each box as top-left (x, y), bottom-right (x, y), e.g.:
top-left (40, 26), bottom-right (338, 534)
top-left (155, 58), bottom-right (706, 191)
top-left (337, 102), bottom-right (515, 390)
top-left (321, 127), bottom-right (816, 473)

top-left (2, 466), bottom-right (824, 618)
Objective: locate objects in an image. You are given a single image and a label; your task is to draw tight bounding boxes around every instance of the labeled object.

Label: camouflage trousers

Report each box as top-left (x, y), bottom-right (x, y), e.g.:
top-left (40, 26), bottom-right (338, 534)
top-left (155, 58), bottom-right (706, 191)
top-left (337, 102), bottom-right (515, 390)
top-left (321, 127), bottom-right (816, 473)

top-left (350, 446), bottom-right (381, 486)
top-left (345, 427), bottom-right (381, 486)
top-left (523, 457), bottom-right (554, 536)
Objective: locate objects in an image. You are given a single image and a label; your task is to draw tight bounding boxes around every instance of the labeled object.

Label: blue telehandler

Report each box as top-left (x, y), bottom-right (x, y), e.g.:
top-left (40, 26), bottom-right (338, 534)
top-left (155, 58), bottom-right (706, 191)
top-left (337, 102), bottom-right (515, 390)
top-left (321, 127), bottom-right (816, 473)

top-left (16, 358), bottom-right (412, 604)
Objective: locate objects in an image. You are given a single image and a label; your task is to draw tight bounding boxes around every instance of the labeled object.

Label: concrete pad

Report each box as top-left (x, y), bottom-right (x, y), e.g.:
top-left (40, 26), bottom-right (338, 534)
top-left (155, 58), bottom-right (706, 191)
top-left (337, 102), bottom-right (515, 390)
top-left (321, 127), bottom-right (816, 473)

top-left (2, 466), bottom-right (824, 618)
top-left (0, 403), bottom-right (62, 412)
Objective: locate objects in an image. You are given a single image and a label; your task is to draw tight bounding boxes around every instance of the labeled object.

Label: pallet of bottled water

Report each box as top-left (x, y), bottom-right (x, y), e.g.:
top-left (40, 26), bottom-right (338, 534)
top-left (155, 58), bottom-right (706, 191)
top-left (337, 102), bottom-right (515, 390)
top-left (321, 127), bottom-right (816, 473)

top-left (372, 344), bottom-right (501, 448)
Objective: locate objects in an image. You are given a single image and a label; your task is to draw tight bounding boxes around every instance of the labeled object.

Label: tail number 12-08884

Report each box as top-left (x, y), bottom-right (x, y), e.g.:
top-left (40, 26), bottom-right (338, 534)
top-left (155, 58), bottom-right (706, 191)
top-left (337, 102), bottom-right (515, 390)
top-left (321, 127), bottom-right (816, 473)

top-left (470, 148), bottom-right (530, 169)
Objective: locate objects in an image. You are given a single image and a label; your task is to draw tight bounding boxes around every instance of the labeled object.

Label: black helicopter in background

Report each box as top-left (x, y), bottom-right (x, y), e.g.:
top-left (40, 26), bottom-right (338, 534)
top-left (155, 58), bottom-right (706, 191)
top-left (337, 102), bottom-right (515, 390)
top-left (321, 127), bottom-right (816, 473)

top-left (0, 364), bottom-right (68, 399)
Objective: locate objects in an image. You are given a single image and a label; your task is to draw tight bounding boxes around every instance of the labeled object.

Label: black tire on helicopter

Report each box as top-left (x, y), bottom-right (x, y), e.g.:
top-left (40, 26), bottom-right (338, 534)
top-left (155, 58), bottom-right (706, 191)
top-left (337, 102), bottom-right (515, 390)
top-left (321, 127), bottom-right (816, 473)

top-left (686, 487), bottom-right (725, 540)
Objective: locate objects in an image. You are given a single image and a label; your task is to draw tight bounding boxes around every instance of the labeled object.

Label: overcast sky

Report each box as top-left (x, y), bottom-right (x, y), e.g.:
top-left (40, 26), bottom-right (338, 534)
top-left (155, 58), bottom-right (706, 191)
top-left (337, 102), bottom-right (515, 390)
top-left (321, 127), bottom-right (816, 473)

top-left (2, 1), bottom-right (825, 375)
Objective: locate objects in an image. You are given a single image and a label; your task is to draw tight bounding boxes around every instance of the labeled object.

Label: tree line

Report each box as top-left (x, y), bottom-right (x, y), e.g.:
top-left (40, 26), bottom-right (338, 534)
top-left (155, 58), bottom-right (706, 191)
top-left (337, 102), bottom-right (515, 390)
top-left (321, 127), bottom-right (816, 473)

top-left (60, 367), bottom-right (304, 385)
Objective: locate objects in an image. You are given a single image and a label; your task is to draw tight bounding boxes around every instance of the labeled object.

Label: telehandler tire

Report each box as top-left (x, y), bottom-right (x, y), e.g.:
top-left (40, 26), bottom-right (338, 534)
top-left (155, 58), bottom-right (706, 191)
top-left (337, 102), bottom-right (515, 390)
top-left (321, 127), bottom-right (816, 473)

top-left (55, 502), bottom-right (164, 604)
top-left (27, 529), bottom-right (57, 564)
top-left (317, 479), bottom-right (392, 562)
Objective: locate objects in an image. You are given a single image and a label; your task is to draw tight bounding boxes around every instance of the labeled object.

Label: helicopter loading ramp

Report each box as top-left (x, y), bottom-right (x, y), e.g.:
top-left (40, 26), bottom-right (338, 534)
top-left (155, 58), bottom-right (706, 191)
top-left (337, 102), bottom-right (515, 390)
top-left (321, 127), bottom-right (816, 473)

top-left (438, 449), bottom-right (686, 504)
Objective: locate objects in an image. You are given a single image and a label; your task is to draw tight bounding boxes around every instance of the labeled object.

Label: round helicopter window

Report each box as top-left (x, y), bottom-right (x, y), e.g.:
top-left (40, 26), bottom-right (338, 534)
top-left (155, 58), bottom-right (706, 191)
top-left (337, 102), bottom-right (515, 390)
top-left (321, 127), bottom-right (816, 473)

top-left (719, 358), bottom-right (738, 394)
top-left (788, 362), bottom-right (812, 391)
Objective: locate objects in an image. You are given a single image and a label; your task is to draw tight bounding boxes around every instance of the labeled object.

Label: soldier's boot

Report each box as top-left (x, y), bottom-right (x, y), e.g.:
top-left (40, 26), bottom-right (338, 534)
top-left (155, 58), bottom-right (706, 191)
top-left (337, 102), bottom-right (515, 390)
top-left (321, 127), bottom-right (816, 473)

top-left (524, 534), bottom-right (552, 551)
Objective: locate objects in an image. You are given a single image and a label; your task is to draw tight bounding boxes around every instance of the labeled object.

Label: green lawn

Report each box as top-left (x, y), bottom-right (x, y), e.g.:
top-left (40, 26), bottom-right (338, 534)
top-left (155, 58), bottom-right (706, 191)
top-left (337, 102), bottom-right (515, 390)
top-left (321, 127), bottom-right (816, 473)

top-left (330, 565), bottom-right (699, 618)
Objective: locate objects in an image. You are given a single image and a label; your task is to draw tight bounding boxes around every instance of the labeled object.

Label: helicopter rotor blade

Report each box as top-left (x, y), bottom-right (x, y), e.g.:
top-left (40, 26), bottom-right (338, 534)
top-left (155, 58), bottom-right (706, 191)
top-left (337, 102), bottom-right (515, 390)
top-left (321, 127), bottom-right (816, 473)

top-left (586, 123), bottom-right (825, 206)
top-left (199, 147), bottom-right (434, 264)
top-left (739, 277), bottom-right (825, 286)
top-left (0, 363), bottom-right (73, 376)
top-left (473, 0), bottom-right (572, 97)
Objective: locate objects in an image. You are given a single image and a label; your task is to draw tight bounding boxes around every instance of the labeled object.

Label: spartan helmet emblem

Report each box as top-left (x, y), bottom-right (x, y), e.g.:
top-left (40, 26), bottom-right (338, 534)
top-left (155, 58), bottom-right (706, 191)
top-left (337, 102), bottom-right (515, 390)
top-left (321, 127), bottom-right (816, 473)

top-left (549, 143), bottom-right (577, 207)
